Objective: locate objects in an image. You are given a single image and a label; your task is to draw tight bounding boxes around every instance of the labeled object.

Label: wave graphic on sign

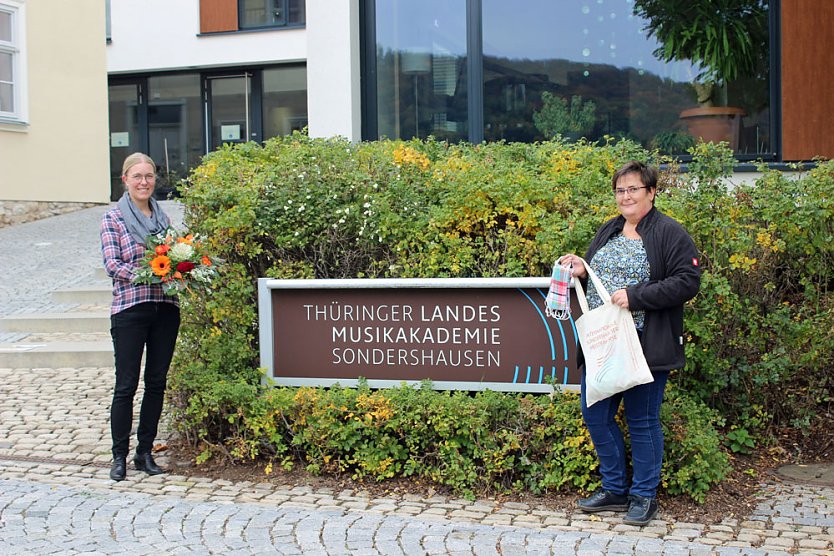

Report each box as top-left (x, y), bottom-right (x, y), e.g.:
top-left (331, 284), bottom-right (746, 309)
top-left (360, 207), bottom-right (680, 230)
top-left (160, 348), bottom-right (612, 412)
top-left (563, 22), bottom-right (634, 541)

top-left (512, 288), bottom-right (571, 385)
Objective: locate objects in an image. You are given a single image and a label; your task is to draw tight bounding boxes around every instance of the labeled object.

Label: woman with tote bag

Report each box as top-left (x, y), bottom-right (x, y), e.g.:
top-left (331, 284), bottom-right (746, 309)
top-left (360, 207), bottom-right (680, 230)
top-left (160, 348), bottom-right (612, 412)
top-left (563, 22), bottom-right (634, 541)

top-left (558, 161), bottom-right (700, 526)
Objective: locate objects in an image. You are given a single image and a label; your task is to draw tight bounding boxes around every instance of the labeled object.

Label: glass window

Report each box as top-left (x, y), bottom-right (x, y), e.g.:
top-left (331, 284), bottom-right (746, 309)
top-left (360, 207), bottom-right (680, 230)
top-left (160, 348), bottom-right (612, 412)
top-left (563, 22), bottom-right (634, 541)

top-left (481, 0), bottom-right (770, 155)
top-left (0, 5), bottom-right (18, 118)
top-left (262, 66), bottom-right (308, 138)
top-left (239, 0), bottom-right (305, 30)
top-left (208, 74), bottom-right (254, 150)
top-left (0, 9), bottom-right (9, 39)
top-left (108, 83), bottom-right (141, 200)
top-left (147, 74), bottom-right (203, 198)
top-left (105, 0), bottom-right (111, 41)
top-left (374, 1), bottom-right (468, 142)
top-left (368, 0), bottom-right (770, 156)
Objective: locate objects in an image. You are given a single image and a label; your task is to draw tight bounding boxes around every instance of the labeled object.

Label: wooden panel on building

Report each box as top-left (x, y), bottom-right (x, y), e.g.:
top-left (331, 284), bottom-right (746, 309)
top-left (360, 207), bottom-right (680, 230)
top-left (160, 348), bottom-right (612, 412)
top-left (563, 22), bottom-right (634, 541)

top-left (200, 0), bottom-right (237, 34)
top-left (781, 0), bottom-right (834, 160)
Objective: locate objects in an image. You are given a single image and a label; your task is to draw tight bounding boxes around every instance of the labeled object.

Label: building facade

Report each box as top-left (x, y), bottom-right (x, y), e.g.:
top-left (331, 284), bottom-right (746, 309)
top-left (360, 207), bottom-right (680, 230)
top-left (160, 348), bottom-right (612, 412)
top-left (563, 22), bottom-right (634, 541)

top-left (2, 1), bottom-right (832, 211)
top-left (0, 0), bottom-right (109, 222)
top-left (105, 0), bottom-right (360, 200)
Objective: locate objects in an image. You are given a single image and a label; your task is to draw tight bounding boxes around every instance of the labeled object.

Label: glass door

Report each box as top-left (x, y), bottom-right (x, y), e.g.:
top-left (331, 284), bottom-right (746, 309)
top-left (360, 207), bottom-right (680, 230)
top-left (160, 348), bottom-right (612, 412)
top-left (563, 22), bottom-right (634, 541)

top-left (108, 82), bottom-right (144, 201)
top-left (205, 73), bottom-right (256, 152)
top-left (148, 74), bottom-right (202, 199)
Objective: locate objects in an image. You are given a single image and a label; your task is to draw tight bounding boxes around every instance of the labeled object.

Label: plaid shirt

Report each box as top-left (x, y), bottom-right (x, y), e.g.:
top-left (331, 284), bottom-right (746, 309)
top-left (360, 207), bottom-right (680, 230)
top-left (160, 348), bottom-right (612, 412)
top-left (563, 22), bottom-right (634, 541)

top-left (100, 206), bottom-right (178, 315)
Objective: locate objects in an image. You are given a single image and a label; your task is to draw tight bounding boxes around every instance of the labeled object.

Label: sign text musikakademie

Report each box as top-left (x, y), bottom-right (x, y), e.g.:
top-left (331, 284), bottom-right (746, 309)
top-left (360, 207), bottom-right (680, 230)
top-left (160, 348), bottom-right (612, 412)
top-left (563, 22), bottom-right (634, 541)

top-left (303, 302), bottom-right (502, 368)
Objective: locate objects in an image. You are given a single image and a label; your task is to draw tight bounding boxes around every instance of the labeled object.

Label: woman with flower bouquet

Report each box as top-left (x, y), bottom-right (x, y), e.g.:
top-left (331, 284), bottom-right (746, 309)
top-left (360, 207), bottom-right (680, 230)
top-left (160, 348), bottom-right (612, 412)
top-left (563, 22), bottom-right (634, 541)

top-left (100, 152), bottom-right (181, 482)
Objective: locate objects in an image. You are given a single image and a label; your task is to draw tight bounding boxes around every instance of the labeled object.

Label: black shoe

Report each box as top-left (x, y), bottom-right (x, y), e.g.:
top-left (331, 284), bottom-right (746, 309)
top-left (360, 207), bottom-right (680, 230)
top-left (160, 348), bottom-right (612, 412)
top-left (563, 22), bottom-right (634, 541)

top-left (624, 494), bottom-right (658, 526)
top-left (578, 489), bottom-right (629, 513)
top-left (109, 456), bottom-right (126, 481)
top-left (134, 452), bottom-right (164, 475)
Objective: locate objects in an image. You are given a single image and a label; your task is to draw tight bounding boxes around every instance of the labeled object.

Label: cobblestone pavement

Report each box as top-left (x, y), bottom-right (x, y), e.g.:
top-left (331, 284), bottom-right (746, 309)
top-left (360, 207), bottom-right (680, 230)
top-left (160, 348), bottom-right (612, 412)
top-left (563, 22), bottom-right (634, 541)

top-left (1, 204), bottom-right (833, 555)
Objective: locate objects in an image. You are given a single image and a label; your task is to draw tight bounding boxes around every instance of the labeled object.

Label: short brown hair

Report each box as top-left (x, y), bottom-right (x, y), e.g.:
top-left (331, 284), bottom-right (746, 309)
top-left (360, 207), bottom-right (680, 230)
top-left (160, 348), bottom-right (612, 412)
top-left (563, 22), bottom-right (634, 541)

top-left (611, 160), bottom-right (658, 191)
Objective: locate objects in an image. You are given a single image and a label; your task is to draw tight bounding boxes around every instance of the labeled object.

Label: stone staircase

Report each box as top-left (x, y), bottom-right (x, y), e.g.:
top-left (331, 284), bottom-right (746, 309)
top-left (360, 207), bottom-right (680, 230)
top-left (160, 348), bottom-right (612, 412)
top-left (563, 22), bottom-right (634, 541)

top-left (0, 268), bottom-right (114, 368)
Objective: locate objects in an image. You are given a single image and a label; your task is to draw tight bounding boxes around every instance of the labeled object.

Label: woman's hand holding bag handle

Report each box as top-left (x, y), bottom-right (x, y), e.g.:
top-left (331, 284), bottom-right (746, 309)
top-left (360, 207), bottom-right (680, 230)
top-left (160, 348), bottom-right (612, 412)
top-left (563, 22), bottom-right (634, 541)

top-left (573, 258), bottom-right (653, 407)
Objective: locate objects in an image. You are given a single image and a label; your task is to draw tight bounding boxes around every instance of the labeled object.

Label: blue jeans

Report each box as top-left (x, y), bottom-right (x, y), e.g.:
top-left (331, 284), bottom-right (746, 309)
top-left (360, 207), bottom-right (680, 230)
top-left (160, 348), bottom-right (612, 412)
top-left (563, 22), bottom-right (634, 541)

top-left (110, 302), bottom-right (180, 458)
top-left (580, 369), bottom-right (669, 499)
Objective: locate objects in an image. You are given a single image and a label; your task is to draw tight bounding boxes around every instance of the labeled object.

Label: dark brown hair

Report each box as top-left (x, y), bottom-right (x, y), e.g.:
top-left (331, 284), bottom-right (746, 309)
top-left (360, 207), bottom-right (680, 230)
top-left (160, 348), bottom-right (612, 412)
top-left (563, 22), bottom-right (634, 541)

top-left (611, 160), bottom-right (658, 191)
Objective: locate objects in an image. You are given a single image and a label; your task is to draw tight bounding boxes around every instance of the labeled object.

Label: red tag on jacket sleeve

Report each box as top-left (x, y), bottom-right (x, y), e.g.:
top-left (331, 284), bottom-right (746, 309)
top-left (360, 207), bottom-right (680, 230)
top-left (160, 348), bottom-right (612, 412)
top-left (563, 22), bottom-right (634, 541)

top-left (692, 258), bottom-right (699, 266)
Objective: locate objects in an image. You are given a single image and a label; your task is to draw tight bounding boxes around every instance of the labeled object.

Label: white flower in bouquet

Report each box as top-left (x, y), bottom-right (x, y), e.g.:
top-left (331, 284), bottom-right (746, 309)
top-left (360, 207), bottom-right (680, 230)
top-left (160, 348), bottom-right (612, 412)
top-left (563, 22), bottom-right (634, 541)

top-left (170, 241), bottom-right (194, 260)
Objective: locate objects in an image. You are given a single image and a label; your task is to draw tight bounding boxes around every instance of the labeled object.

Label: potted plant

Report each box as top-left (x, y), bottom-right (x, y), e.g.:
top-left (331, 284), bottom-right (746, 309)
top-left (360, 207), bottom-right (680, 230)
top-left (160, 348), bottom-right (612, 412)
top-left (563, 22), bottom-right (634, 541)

top-left (632, 0), bottom-right (768, 150)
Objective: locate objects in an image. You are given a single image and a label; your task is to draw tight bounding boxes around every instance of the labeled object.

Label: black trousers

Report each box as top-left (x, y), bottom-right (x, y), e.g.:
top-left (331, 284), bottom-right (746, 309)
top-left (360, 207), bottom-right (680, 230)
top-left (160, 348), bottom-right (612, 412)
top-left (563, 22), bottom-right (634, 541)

top-left (110, 302), bottom-right (180, 458)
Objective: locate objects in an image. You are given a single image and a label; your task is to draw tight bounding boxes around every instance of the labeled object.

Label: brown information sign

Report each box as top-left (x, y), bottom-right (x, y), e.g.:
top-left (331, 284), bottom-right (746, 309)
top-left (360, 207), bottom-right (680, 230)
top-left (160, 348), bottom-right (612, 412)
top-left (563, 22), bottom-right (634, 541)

top-left (258, 278), bottom-right (580, 393)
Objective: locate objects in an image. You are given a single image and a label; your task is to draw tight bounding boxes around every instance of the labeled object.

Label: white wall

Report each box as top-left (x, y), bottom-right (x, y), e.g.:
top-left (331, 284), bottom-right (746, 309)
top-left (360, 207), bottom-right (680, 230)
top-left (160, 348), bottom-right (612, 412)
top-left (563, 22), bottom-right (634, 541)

top-left (0, 0), bottom-right (109, 203)
top-left (305, 1), bottom-right (361, 141)
top-left (107, 0), bottom-right (306, 74)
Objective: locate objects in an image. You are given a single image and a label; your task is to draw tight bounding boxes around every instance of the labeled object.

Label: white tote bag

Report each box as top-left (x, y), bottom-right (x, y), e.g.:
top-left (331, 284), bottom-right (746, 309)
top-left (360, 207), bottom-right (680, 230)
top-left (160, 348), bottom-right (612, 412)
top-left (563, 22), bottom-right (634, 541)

top-left (573, 258), bottom-right (653, 407)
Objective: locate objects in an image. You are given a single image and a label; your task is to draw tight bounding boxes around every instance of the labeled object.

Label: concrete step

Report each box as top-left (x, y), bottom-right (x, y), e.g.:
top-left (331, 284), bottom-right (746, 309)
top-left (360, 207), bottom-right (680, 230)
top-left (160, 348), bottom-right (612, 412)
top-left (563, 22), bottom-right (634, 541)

top-left (0, 340), bottom-right (113, 368)
top-left (52, 285), bottom-right (112, 306)
top-left (0, 311), bottom-right (110, 333)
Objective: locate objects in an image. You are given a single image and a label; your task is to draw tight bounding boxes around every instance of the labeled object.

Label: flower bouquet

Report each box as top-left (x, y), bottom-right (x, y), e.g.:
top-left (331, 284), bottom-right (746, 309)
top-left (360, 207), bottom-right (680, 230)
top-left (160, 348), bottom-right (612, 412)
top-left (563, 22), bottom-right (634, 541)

top-left (133, 228), bottom-right (220, 296)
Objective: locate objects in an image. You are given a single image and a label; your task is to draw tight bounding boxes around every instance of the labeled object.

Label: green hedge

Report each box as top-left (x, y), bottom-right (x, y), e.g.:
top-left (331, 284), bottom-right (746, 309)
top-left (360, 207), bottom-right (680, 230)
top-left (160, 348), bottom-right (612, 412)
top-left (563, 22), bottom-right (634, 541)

top-left (168, 134), bottom-right (834, 501)
top-left (172, 376), bottom-right (727, 503)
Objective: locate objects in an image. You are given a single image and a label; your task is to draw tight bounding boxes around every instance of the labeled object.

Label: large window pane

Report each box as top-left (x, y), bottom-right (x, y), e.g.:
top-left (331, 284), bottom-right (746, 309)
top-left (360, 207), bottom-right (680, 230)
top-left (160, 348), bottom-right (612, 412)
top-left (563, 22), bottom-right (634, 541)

top-left (480, 0), bottom-right (769, 155)
top-left (209, 74), bottom-right (253, 151)
top-left (375, 1), bottom-right (467, 142)
top-left (147, 74), bottom-right (203, 198)
top-left (263, 66), bottom-right (308, 138)
top-left (108, 84), bottom-right (141, 201)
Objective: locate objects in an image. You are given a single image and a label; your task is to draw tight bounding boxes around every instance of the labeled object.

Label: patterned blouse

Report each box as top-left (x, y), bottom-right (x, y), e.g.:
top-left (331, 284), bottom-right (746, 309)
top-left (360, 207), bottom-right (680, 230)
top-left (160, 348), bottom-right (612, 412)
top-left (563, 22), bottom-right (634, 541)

top-left (585, 234), bottom-right (651, 330)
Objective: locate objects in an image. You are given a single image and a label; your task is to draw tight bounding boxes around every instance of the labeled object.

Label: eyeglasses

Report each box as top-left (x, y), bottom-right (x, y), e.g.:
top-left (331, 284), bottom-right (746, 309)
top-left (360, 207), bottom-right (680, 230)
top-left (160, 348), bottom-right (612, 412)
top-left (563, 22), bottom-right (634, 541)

top-left (614, 186), bottom-right (648, 197)
top-left (127, 173), bottom-right (156, 182)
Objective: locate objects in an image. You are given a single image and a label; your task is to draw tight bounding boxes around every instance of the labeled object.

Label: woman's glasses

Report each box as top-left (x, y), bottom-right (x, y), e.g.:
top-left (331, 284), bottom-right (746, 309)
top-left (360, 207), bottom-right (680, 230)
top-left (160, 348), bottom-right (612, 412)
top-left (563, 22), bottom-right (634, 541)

top-left (127, 173), bottom-right (156, 182)
top-left (614, 186), bottom-right (648, 197)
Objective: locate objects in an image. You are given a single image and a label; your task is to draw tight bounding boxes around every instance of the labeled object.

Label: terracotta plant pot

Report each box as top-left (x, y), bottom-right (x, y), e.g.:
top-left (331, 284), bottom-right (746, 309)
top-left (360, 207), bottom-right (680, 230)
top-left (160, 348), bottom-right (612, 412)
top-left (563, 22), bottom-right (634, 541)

top-left (679, 106), bottom-right (745, 151)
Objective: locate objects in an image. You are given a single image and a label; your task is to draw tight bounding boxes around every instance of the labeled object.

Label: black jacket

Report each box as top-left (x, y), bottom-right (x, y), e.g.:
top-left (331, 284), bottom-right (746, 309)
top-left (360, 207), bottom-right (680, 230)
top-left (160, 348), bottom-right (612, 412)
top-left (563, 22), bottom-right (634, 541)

top-left (581, 206), bottom-right (701, 372)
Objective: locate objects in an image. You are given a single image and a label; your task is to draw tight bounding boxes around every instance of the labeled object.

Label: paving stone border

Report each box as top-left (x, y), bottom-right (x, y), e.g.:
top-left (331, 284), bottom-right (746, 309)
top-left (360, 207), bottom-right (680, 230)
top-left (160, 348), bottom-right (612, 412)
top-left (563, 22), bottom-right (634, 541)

top-left (1, 203), bottom-right (833, 554)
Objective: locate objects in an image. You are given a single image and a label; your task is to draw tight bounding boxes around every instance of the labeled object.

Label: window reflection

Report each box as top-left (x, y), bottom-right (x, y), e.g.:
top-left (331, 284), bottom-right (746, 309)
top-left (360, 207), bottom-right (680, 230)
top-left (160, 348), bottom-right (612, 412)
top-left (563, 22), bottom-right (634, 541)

top-left (370, 0), bottom-right (770, 155)
top-left (263, 66), bottom-right (308, 138)
top-left (481, 0), bottom-right (769, 155)
top-left (375, 1), bottom-right (468, 142)
top-left (147, 75), bottom-right (203, 198)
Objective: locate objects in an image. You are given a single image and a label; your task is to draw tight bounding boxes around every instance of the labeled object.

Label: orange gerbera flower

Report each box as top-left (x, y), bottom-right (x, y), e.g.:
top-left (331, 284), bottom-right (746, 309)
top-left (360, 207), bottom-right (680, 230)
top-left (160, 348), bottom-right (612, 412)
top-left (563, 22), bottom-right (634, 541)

top-left (201, 255), bottom-right (212, 266)
top-left (150, 255), bottom-right (171, 277)
top-left (177, 234), bottom-right (194, 245)
top-left (155, 244), bottom-right (170, 255)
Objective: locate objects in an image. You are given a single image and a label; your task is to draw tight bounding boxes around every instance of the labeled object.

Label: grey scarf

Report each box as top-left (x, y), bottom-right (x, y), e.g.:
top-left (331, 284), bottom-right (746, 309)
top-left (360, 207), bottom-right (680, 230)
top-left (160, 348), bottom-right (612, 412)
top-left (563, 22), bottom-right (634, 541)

top-left (118, 192), bottom-right (171, 246)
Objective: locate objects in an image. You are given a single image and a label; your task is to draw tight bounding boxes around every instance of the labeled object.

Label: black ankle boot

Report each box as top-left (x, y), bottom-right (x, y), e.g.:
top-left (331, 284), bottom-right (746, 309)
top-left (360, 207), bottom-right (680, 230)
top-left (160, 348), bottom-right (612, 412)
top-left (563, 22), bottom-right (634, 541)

top-left (110, 456), bottom-right (127, 481)
top-left (133, 452), bottom-right (164, 475)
